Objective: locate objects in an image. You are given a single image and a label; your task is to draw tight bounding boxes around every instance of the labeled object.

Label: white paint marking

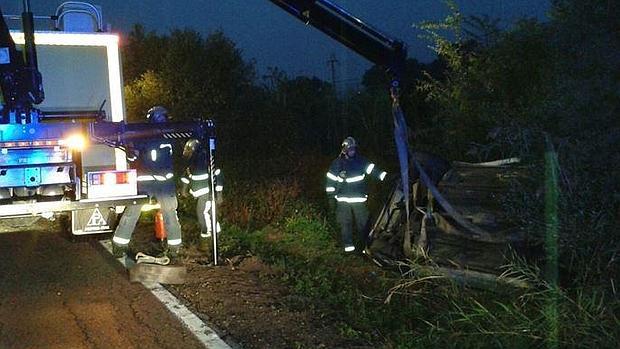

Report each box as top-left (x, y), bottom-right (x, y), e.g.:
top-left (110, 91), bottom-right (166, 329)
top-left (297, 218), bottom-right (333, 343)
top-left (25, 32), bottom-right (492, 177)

top-left (100, 240), bottom-right (231, 349)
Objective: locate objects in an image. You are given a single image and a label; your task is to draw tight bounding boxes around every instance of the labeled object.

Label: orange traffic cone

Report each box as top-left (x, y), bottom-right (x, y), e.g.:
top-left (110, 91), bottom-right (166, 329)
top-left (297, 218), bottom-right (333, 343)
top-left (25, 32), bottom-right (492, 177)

top-left (154, 210), bottom-right (167, 240)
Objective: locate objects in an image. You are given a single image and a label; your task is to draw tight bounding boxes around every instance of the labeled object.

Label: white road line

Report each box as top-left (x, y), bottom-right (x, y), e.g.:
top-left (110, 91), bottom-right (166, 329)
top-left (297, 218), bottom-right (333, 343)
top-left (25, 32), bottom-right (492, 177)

top-left (100, 240), bottom-right (231, 349)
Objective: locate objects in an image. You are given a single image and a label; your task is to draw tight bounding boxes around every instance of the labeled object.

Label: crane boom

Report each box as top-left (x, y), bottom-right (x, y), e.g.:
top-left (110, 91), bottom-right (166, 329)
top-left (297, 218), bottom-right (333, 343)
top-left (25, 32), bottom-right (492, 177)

top-left (268, 0), bottom-right (407, 81)
top-left (0, 0), bottom-right (44, 120)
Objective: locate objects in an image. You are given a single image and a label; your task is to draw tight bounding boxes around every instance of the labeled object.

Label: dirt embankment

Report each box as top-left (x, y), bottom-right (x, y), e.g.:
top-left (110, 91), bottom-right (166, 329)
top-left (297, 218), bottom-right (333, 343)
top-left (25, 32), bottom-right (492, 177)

top-left (169, 251), bottom-right (375, 349)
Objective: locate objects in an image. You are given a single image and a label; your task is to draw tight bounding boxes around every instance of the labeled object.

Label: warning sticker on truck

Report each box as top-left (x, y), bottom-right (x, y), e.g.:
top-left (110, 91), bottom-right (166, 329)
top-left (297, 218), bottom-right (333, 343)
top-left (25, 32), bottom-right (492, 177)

top-left (86, 208), bottom-right (107, 227)
top-left (72, 207), bottom-right (117, 235)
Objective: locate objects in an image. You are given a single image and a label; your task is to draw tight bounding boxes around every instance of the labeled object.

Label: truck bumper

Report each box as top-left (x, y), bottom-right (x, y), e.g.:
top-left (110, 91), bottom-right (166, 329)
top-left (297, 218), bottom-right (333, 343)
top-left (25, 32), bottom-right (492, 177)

top-left (0, 195), bottom-right (149, 218)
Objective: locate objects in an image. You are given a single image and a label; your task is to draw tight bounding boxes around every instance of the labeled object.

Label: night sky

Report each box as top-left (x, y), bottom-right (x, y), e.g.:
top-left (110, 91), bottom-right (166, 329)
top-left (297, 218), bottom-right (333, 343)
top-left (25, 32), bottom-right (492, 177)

top-left (4, 0), bottom-right (550, 85)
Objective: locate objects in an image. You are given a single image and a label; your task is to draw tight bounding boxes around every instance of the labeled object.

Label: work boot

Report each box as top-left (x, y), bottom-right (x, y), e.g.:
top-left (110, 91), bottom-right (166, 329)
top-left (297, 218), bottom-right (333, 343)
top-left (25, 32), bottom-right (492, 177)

top-left (198, 237), bottom-right (211, 252)
top-left (167, 245), bottom-right (182, 264)
top-left (112, 243), bottom-right (128, 258)
top-left (167, 245), bottom-right (180, 256)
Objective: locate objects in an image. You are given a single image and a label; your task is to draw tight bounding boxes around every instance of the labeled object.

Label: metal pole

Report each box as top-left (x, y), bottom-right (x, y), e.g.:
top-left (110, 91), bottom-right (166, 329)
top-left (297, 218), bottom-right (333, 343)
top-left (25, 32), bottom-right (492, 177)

top-left (208, 125), bottom-right (218, 265)
top-left (544, 134), bottom-right (559, 349)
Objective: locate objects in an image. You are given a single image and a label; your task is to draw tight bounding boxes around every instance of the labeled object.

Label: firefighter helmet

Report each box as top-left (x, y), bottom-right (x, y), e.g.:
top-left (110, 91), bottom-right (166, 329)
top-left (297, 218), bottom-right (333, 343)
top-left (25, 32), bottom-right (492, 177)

top-left (341, 136), bottom-right (357, 151)
top-left (146, 106), bottom-right (170, 123)
top-left (183, 139), bottom-right (200, 159)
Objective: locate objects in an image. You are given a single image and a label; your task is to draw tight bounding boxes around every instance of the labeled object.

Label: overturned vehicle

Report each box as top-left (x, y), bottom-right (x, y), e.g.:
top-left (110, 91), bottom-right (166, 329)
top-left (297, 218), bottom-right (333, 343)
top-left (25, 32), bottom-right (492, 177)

top-left (367, 152), bottom-right (540, 285)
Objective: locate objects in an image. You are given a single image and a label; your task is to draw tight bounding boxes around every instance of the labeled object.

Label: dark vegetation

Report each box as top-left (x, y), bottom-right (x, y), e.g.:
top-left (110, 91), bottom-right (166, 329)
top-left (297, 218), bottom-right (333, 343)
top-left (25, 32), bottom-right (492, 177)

top-left (122, 0), bottom-right (619, 347)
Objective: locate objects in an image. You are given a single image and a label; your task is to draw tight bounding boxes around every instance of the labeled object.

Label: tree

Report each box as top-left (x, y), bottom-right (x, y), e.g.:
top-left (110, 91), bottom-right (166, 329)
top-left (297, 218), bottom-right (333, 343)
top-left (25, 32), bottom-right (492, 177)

top-left (124, 70), bottom-right (171, 122)
top-left (417, 0), bottom-right (620, 288)
top-left (121, 24), bottom-right (167, 84)
top-left (279, 76), bottom-right (338, 153)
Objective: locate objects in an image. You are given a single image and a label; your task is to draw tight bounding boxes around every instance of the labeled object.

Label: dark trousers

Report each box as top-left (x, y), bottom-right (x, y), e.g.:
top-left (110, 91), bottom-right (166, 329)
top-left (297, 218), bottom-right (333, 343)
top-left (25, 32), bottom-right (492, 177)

top-left (113, 181), bottom-right (182, 247)
top-left (336, 202), bottom-right (369, 249)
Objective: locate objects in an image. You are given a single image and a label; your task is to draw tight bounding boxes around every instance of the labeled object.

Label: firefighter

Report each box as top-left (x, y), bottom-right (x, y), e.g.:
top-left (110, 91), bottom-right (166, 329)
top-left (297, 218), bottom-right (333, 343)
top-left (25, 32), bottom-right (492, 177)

top-left (180, 138), bottom-right (223, 240)
top-left (326, 136), bottom-right (387, 253)
top-left (112, 106), bottom-right (183, 258)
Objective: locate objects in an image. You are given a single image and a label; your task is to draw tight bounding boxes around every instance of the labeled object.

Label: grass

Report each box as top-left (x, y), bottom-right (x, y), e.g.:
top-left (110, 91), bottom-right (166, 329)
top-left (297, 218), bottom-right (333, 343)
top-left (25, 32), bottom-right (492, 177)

top-left (178, 177), bottom-right (619, 348)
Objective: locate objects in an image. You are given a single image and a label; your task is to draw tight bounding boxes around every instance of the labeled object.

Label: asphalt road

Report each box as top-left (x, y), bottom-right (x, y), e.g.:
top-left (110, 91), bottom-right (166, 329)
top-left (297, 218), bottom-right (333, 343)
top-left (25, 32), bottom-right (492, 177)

top-left (0, 221), bottom-right (205, 349)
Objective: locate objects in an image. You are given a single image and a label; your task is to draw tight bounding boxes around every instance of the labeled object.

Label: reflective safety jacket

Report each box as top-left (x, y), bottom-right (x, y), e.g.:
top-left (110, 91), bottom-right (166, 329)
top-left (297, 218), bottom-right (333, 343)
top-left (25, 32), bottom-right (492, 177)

top-left (326, 154), bottom-right (386, 203)
top-left (127, 140), bottom-right (175, 184)
top-left (180, 149), bottom-right (223, 198)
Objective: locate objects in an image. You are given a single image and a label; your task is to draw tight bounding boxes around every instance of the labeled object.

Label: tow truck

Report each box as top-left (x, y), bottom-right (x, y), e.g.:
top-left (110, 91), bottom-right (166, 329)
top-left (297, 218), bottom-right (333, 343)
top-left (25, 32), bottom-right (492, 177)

top-left (0, 2), bottom-right (217, 243)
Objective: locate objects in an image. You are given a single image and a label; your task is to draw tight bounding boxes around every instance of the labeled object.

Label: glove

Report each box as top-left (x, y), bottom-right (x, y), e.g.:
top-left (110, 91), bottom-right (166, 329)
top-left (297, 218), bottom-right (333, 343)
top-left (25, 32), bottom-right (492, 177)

top-left (125, 144), bottom-right (139, 160)
top-left (179, 182), bottom-right (190, 198)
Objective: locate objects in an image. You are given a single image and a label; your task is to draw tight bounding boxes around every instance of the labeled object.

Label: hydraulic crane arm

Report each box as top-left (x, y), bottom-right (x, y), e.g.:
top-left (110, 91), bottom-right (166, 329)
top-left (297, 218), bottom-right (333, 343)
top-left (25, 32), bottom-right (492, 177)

top-left (268, 0), bottom-right (407, 81)
top-left (88, 120), bottom-right (216, 150)
top-left (0, 0), bottom-right (44, 117)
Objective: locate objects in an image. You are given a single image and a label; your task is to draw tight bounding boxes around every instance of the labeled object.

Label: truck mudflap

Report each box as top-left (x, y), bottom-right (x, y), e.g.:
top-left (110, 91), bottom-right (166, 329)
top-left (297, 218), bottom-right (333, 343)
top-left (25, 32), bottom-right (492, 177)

top-left (0, 195), bottom-right (148, 234)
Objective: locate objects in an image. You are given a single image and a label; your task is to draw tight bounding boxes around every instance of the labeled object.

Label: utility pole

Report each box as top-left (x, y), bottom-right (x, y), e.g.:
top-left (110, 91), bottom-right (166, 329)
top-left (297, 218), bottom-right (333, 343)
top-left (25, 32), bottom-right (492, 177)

top-left (326, 53), bottom-right (347, 138)
top-left (327, 54), bottom-right (339, 88)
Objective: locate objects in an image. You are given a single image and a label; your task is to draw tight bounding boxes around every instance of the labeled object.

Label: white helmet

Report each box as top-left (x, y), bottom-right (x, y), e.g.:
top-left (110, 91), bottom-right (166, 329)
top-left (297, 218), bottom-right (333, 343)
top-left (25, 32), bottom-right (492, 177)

top-left (341, 136), bottom-right (357, 152)
top-left (183, 139), bottom-right (200, 159)
top-left (146, 106), bottom-right (170, 123)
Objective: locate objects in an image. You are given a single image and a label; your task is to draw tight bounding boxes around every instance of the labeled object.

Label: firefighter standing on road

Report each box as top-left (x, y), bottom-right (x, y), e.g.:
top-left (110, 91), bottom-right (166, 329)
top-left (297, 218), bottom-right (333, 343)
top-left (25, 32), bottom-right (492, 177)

top-left (326, 137), bottom-right (386, 253)
top-left (112, 106), bottom-right (183, 258)
top-left (180, 138), bottom-right (223, 241)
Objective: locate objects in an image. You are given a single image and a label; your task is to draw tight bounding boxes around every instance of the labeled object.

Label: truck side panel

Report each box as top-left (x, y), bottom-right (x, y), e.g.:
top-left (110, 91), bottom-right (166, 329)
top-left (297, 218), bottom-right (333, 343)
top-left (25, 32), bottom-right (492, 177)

top-left (12, 31), bottom-right (126, 174)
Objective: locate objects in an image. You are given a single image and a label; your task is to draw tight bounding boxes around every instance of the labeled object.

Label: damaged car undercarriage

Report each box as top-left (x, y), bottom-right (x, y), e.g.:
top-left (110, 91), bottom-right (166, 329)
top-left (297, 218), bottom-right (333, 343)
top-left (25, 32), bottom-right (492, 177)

top-left (367, 152), bottom-right (541, 288)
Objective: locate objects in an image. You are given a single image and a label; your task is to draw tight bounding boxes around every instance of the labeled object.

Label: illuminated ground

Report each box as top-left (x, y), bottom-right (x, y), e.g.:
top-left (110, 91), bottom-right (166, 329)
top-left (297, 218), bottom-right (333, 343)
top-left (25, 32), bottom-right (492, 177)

top-left (0, 220), bottom-right (204, 349)
top-left (0, 219), bottom-right (369, 349)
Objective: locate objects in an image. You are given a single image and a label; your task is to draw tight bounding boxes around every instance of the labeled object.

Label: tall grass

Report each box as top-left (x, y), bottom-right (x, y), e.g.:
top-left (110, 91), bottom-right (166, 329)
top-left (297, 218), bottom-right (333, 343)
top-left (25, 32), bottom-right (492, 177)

top-left (412, 261), bottom-right (619, 348)
top-left (206, 178), bottom-right (619, 348)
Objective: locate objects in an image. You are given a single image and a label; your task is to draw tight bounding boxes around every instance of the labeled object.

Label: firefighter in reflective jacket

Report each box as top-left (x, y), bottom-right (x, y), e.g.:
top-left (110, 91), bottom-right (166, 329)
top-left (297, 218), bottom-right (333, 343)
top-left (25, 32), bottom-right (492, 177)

top-left (180, 138), bottom-right (223, 239)
top-left (112, 106), bottom-right (183, 257)
top-left (326, 137), bottom-right (386, 253)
